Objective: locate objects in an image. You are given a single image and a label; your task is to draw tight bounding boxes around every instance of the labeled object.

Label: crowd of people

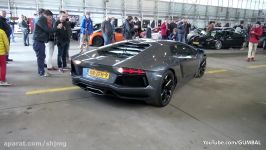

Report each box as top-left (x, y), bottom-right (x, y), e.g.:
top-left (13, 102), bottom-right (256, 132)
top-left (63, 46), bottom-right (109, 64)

top-left (0, 8), bottom-right (265, 86)
top-left (160, 19), bottom-right (191, 43)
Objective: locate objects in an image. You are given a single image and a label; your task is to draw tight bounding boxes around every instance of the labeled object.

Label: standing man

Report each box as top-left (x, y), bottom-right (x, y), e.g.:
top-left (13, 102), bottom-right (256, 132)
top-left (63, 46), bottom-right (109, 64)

top-left (33, 9), bottom-right (45, 32)
top-left (21, 16), bottom-right (30, 46)
top-left (54, 11), bottom-right (71, 73)
top-left (247, 21), bottom-right (263, 62)
top-left (111, 17), bottom-right (116, 42)
top-left (33, 9), bottom-right (57, 77)
top-left (0, 10), bottom-right (12, 62)
top-left (123, 16), bottom-right (135, 40)
top-left (206, 21), bottom-right (215, 35)
top-left (79, 11), bottom-right (93, 52)
top-left (133, 17), bottom-right (141, 38)
top-left (9, 18), bottom-right (16, 43)
top-left (169, 20), bottom-right (177, 35)
top-left (101, 16), bottom-right (113, 45)
top-left (177, 20), bottom-right (186, 43)
top-left (184, 19), bottom-right (191, 43)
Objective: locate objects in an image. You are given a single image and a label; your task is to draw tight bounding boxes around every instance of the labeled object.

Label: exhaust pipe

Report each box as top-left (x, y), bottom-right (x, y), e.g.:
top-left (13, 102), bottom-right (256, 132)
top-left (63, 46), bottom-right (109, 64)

top-left (86, 86), bottom-right (104, 95)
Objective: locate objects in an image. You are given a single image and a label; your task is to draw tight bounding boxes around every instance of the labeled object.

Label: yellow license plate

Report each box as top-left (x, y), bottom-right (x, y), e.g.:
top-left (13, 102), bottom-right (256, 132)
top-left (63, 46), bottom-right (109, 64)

top-left (88, 69), bottom-right (110, 79)
top-left (193, 42), bottom-right (199, 45)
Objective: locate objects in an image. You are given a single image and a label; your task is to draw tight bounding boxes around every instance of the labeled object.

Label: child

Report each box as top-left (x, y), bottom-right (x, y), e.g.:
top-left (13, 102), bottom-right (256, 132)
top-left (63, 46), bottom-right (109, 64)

top-left (0, 28), bottom-right (11, 86)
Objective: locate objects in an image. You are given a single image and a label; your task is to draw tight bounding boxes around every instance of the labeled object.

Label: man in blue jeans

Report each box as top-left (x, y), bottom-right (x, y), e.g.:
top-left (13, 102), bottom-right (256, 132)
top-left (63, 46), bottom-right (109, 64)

top-left (33, 10), bottom-right (59, 77)
top-left (101, 16), bottom-right (113, 45)
top-left (176, 20), bottom-right (186, 43)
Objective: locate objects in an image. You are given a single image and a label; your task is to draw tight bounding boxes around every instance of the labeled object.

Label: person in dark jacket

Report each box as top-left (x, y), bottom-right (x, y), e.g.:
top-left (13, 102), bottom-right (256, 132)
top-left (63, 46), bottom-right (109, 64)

top-left (169, 28), bottom-right (177, 41)
top-left (21, 16), bottom-right (30, 46)
top-left (33, 9), bottom-right (58, 77)
top-left (169, 20), bottom-right (177, 34)
top-left (54, 11), bottom-right (72, 73)
top-left (0, 10), bottom-right (12, 62)
top-left (146, 24), bottom-right (152, 39)
top-left (184, 19), bottom-right (191, 43)
top-left (101, 17), bottom-right (113, 45)
top-left (134, 17), bottom-right (142, 38)
top-left (123, 16), bottom-right (135, 40)
top-left (177, 20), bottom-right (186, 43)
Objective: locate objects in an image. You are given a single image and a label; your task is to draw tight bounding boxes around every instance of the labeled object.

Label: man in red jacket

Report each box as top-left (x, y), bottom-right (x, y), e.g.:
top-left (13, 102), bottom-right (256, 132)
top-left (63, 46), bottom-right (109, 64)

top-left (247, 21), bottom-right (263, 62)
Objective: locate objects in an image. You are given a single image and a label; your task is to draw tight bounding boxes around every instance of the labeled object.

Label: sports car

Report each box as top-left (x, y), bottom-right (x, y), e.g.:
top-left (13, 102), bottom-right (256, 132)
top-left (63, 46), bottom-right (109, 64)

top-left (71, 39), bottom-right (206, 107)
top-left (89, 27), bottom-right (124, 46)
top-left (188, 27), bottom-right (246, 49)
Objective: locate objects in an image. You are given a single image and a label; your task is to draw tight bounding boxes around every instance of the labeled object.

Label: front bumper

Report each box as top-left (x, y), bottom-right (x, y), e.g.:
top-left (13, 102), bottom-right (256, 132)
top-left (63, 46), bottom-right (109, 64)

top-left (72, 76), bottom-right (155, 101)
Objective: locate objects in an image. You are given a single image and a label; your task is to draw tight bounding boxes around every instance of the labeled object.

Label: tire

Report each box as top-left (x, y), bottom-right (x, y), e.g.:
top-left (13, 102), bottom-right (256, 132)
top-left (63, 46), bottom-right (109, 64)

top-left (92, 36), bottom-right (104, 47)
top-left (149, 70), bottom-right (176, 107)
top-left (214, 40), bottom-right (222, 50)
top-left (195, 59), bottom-right (206, 78)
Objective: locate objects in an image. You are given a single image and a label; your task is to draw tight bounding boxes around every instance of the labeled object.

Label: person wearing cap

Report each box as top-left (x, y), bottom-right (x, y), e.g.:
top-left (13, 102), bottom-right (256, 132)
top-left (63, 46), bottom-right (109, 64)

top-left (247, 21), bottom-right (263, 62)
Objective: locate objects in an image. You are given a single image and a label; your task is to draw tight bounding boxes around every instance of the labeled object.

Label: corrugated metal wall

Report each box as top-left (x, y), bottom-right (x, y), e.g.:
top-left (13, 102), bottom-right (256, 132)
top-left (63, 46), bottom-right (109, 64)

top-left (0, 0), bottom-right (265, 27)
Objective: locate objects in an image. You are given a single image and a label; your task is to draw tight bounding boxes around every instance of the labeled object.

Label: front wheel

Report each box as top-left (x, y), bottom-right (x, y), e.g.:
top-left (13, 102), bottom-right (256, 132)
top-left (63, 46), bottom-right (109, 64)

top-left (214, 40), bottom-right (222, 50)
top-left (149, 70), bottom-right (176, 107)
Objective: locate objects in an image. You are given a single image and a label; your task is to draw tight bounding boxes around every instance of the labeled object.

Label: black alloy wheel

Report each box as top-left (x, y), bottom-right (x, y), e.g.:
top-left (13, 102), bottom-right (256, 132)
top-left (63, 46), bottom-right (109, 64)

top-left (195, 59), bottom-right (206, 78)
top-left (215, 40), bottom-right (222, 50)
top-left (159, 71), bottom-right (175, 107)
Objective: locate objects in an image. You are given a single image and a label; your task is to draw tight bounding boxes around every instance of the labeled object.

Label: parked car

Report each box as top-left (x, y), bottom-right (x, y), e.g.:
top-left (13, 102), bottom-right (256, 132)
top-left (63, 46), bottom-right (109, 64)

top-left (187, 28), bottom-right (206, 42)
top-left (188, 27), bottom-right (246, 49)
top-left (71, 39), bottom-right (207, 107)
top-left (89, 27), bottom-right (124, 46)
top-left (140, 27), bottom-right (161, 39)
top-left (71, 23), bottom-right (102, 41)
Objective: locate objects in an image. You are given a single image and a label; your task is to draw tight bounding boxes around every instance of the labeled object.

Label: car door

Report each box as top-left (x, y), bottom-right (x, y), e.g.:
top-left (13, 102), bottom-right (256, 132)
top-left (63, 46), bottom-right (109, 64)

top-left (232, 32), bottom-right (245, 47)
top-left (223, 31), bottom-right (234, 47)
top-left (171, 43), bottom-right (198, 78)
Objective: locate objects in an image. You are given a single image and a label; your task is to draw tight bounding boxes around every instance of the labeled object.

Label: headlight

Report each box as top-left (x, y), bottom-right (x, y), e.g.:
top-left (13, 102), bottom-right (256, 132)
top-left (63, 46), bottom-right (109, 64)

top-left (73, 60), bottom-right (82, 65)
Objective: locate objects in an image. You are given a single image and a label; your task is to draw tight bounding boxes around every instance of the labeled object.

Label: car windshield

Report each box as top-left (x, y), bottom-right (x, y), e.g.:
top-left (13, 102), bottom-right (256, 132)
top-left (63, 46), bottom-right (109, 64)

top-left (98, 42), bottom-right (150, 58)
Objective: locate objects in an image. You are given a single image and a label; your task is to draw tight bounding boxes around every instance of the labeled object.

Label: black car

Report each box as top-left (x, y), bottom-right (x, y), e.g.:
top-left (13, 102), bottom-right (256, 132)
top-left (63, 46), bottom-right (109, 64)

top-left (71, 39), bottom-right (207, 107)
top-left (188, 27), bottom-right (246, 49)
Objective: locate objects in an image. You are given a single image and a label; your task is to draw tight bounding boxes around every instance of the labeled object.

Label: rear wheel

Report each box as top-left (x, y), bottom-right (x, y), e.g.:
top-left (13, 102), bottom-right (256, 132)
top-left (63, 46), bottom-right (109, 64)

top-left (195, 59), bottom-right (206, 78)
top-left (214, 40), bottom-right (222, 50)
top-left (149, 70), bottom-right (176, 107)
top-left (92, 36), bottom-right (104, 46)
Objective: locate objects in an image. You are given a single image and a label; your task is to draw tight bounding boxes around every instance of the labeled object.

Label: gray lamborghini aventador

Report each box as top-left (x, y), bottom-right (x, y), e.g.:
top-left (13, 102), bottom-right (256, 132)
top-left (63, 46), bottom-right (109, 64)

top-left (71, 39), bottom-right (207, 107)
